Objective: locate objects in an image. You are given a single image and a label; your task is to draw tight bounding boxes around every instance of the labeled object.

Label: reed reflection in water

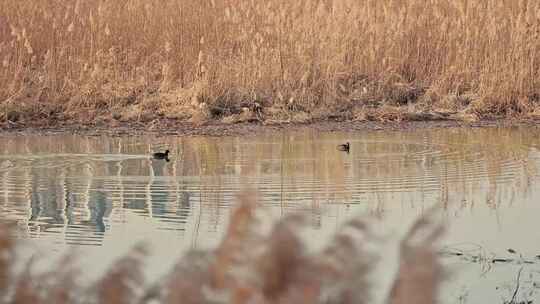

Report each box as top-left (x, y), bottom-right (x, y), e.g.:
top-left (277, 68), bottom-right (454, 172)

top-left (0, 128), bottom-right (540, 301)
top-left (0, 129), bottom-right (538, 243)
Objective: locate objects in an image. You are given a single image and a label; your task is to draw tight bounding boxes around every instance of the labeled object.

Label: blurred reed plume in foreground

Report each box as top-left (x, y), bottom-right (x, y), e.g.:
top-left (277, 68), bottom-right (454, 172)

top-left (0, 191), bottom-right (443, 303)
top-left (1, 0), bottom-right (540, 125)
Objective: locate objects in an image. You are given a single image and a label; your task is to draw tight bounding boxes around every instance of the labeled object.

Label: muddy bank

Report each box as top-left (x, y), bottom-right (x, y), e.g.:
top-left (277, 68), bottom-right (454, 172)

top-left (1, 117), bottom-right (540, 137)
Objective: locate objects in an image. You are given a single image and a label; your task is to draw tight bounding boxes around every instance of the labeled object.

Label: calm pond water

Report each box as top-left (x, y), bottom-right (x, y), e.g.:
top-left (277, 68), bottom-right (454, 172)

top-left (1, 127), bottom-right (540, 303)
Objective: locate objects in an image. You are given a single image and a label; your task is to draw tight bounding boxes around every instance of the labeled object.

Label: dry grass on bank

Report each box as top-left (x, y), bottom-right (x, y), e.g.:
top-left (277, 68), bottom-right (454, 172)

top-left (0, 192), bottom-right (444, 303)
top-left (2, 0), bottom-right (539, 126)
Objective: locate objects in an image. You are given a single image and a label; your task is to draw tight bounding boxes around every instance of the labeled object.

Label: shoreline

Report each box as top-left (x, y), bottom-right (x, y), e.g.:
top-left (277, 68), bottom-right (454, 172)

top-left (1, 118), bottom-right (539, 137)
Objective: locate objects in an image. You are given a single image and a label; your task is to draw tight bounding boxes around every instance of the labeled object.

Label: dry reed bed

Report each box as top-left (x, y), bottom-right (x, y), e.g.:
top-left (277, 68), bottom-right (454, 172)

top-left (2, 0), bottom-right (539, 125)
top-left (0, 192), bottom-right (443, 303)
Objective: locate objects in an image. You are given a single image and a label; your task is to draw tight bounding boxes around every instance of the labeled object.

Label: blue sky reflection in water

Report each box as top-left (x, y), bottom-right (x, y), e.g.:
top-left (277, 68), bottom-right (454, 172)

top-left (0, 127), bottom-right (540, 303)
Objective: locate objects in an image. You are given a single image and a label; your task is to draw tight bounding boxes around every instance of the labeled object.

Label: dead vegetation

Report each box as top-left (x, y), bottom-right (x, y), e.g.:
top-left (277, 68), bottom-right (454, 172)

top-left (1, 0), bottom-right (540, 127)
top-left (0, 191), bottom-right (444, 303)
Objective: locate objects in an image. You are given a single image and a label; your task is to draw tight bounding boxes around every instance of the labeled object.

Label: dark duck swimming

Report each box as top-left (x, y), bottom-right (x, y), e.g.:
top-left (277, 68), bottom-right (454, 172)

top-left (337, 142), bottom-right (350, 153)
top-left (153, 150), bottom-right (170, 161)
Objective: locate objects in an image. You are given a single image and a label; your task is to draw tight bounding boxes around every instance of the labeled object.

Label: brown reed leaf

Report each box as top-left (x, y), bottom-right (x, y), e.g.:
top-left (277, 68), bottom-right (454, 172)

top-left (256, 214), bottom-right (308, 301)
top-left (210, 190), bottom-right (259, 290)
top-left (38, 252), bottom-right (81, 304)
top-left (389, 208), bottom-right (445, 304)
top-left (157, 250), bottom-right (214, 304)
top-left (0, 223), bottom-right (15, 297)
top-left (12, 257), bottom-right (40, 304)
top-left (314, 218), bottom-right (377, 304)
top-left (95, 244), bottom-right (147, 304)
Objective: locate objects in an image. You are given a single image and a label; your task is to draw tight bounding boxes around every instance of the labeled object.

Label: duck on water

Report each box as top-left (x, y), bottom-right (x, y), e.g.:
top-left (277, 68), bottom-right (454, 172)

top-left (337, 142), bottom-right (350, 153)
top-left (153, 150), bottom-right (170, 161)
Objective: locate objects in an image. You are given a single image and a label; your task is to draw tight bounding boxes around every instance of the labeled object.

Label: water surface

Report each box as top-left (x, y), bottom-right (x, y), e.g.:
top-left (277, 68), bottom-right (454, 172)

top-left (1, 127), bottom-right (540, 303)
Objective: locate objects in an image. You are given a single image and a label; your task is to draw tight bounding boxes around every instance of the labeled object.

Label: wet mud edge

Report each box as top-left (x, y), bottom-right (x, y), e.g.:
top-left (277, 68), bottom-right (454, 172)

top-left (1, 119), bottom-right (540, 137)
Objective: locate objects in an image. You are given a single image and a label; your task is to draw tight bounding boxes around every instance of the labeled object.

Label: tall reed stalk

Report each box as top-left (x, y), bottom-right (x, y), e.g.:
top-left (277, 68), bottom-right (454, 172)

top-left (1, 0), bottom-right (539, 124)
